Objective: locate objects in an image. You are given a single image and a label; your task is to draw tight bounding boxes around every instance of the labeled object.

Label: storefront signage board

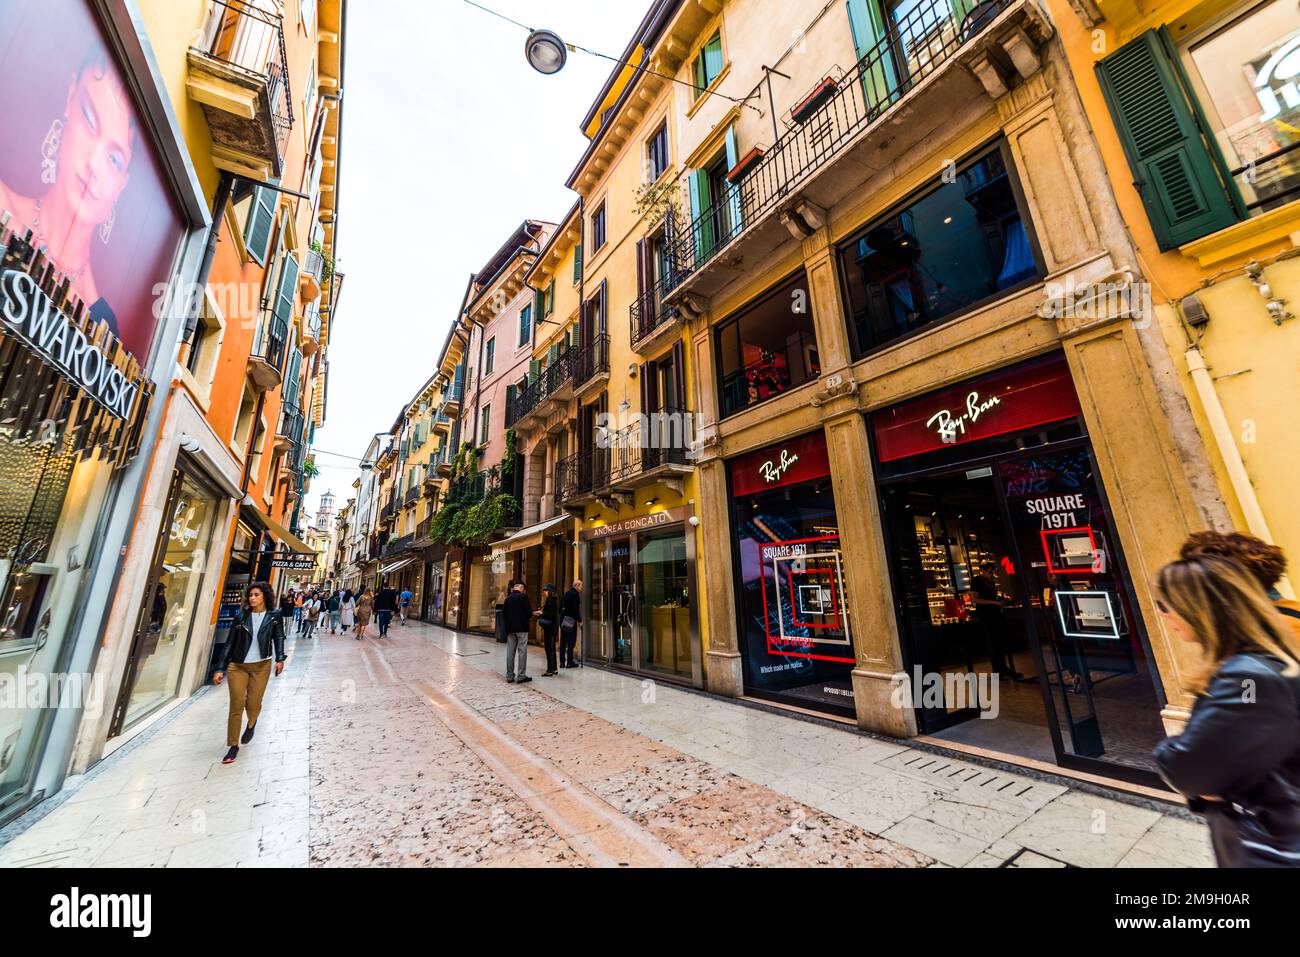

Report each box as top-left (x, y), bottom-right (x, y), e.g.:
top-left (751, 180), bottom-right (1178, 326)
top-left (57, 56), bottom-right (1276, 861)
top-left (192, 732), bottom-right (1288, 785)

top-left (580, 506), bottom-right (692, 542)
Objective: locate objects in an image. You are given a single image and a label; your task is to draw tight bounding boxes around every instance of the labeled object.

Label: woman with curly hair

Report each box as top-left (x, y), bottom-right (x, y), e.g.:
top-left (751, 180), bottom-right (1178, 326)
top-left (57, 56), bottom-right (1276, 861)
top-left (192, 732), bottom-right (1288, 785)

top-left (1179, 530), bottom-right (1299, 639)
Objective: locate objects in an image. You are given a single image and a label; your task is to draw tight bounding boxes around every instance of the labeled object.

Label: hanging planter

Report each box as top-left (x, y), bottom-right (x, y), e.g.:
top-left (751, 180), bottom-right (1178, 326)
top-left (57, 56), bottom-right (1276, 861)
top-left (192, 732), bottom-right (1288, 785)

top-left (726, 146), bottom-right (766, 184)
top-left (791, 76), bottom-right (839, 125)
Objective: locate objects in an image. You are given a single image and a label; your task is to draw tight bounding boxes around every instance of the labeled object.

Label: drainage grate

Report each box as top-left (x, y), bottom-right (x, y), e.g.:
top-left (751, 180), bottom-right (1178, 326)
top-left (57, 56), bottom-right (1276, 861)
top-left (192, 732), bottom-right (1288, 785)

top-left (886, 752), bottom-right (1044, 805)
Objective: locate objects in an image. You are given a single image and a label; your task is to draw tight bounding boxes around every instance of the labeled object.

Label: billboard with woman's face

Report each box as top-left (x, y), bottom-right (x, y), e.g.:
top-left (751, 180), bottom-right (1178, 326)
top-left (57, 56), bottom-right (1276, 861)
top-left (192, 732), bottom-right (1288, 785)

top-left (0, 0), bottom-right (185, 362)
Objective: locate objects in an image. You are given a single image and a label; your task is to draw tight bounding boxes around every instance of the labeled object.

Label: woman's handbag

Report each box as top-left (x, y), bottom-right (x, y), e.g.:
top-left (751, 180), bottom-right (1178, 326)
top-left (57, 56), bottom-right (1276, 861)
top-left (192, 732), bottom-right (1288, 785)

top-left (560, 615), bottom-right (577, 632)
top-left (539, 618), bottom-right (554, 629)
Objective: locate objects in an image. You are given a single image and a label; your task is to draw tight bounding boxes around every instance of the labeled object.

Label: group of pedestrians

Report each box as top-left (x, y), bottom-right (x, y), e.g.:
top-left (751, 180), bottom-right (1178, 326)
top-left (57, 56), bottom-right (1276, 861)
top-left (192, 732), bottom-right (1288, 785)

top-left (502, 579), bottom-right (583, 683)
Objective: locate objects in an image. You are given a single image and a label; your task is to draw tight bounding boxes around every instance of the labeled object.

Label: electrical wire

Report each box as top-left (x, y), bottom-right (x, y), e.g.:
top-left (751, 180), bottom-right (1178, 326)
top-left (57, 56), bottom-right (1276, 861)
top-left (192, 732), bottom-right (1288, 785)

top-left (460, 0), bottom-right (760, 112)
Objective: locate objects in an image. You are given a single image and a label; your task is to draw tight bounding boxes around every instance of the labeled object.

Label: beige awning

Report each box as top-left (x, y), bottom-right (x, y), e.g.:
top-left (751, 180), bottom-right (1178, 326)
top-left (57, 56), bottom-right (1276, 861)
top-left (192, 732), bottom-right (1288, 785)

top-left (250, 506), bottom-right (315, 556)
top-left (381, 557), bottom-right (416, 575)
top-left (498, 514), bottom-right (572, 554)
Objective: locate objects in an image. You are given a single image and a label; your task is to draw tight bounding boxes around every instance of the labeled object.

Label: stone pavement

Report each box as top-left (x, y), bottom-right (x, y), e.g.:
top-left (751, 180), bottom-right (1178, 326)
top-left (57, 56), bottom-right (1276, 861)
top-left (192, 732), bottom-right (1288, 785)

top-left (0, 619), bottom-right (1213, 868)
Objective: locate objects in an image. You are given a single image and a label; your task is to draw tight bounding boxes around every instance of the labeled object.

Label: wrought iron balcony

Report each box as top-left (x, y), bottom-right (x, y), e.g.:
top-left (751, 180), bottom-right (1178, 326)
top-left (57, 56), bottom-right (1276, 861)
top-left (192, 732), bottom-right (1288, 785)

top-left (247, 306), bottom-right (287, 392)
top-left (572, 334), bottom-right (610, 394)
top-left (607, 407), bottom-right (695, 492)
top-left (629, 282), bottom-right (681, 354)
top-left (556, 448), bottom-right (610, 506)
top-left (662, 0), bottom-right (1023, 302)
top-left (383, 533), bottom-right (415, 558)
top-left (404, 485), bottom-right (420, 506)
top-left (187, 0), bottom-right (294, 179)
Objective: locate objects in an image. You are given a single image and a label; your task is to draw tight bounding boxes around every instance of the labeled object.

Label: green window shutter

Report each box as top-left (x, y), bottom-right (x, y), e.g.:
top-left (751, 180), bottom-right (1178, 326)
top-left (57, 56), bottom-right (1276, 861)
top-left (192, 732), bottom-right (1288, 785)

top-left (284, 349), bottom-right (302, 410)
top-left (689, 168), bottom-right (715, 262)
top-left (528, 358), bottom-right (541, 384)
top-left (547, 343), bottom-right (559, 366)
top-left (275, 253), bottom-right (300, 328)
top-left (506, 383), bottom-right (517, 414)
top-left (534, 286), bottom-right (545, 322)
top-left (1096, 29), bottom-right (1239, 250)
top-left (703, 34), bottom-right (723, 85)
top-left (519, 305), bottom-right (532, 346)
top-left (545, 280), bottom-right (555, 315)
top-left (245, 186), bottom-right (277, 266)
top-left (573, 243), bottom-right (583, 284)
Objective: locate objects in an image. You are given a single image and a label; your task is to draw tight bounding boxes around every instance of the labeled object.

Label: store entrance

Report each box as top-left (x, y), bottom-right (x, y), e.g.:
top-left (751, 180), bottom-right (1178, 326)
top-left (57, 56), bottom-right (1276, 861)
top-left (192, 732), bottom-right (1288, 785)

top-left (881, 443), bottom-right (1167, 782)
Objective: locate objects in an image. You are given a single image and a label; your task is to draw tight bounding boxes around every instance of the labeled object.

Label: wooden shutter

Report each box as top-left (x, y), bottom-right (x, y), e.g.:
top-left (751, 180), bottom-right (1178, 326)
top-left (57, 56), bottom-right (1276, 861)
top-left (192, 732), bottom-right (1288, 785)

top-left (275, 253), bottom-right (300, 328)
top-left (671, 340), bottom-right (686, 413)
top-left (1096, 29), bottom-right (1239, 250)
top-left (534, 286), bottom-right (545, 323)
top-left (689, 168), bottom-right (714, 262)
top-left (528, 359), bottom-right (541, 383)
top-left (547, 343), bottom-right (559, 366)
top-left (573, 243), bottom-right (583, 284)
top-left (703, 34), bottom-right (723, 83)
top-left (245, 186), bottom-right (277, 266)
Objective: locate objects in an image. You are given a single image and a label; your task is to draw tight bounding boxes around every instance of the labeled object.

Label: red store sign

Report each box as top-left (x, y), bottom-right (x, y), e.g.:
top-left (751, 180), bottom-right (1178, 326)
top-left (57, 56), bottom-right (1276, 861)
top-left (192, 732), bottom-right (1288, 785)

top-left (872, 354), bottom-right (1082, 463)
top-left (729, 431), bottom-right (832, 497)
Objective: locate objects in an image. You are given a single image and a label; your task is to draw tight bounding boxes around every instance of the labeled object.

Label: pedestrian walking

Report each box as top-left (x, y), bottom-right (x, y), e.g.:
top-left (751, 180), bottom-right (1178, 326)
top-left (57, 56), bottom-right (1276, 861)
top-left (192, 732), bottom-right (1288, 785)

top-left (400, 587), bottom-right (413, 625)
top-left (374, 581), bottom-right (399, 637)
top-left (293, 591), bottom-right (304, 626)
top-left (339, 589), bottom-right (356, 633)
top-left (302, 591), bottom-right (322, 638)
top-left (213, 582), bottom-right (287, 765)
top-left (279, 589), bottom-right (296, 621)
top-left (1179, 530), bottom-right (1300, 640)
top-left (559, 579), bottom-right (583, 668)
top-left (1152, 554), bottom-right (1300, 867)
top-left (537, 583), bottom-right (559, 676)
top-left (354, 588), bottom-right (373, 640)
top-left (325, 590), bottom-right (342, 634)
top-left (503, 579), bottom-right (533, 684)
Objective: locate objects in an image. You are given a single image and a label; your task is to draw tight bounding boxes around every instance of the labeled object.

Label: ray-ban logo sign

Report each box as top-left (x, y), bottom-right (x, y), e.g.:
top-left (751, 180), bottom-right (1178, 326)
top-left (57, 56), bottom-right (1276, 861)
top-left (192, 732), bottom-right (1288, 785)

top-left (0, 269), bottom-right (140, 420)
top-left (759, 448), bottom-right (799, 484)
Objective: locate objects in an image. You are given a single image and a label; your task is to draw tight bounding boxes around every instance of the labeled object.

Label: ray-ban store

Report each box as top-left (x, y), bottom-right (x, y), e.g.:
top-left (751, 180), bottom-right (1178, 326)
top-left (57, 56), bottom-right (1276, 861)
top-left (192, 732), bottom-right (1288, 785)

top-left (0, 0), bottom-right (204, 821)
top-left (870, 353), bottom-right (1166, 785)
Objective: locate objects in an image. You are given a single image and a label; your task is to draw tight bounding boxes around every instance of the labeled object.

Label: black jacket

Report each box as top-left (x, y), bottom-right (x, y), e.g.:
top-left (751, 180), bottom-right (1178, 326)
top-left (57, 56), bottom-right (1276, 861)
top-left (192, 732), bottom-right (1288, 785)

top-left (538, 594), bottom-right (558, 631)
top-left (502, 590), bottom-right (533, 633)
top-left (560, 588), bottom-right (581, 624)
top-left (220, 610), bottom-right (288, 671)
top-left (373, 588), bottom-right (399, 612)
top-left (1154, 653), bottom-right (1300, 867)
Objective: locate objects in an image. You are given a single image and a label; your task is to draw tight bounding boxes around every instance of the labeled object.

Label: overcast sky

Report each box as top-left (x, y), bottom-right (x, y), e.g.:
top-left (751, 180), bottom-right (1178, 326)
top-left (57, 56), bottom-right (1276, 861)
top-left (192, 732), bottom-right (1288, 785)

top-left (304, 0), bottom-right (648, 520)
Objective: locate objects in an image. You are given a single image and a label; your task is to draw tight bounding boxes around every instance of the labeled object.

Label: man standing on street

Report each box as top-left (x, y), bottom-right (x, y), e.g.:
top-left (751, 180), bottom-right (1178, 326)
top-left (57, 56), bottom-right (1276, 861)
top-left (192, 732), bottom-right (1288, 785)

top-left (503, 579), bottom-right (533, 684)
top-left (374, 581), bottom-right (399, 638)
top-left (399, 587), bottom-right (413, 625)
top-left (559, 579), bottom-right (583, 669)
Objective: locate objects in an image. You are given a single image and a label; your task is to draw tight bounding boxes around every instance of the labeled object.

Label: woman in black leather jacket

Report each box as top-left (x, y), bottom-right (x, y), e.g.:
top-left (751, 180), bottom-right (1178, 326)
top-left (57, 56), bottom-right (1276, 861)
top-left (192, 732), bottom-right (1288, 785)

top-left (1153, 555), bottom-right (1300, 867)
top-left (214, 582), bottom-right (288, 765)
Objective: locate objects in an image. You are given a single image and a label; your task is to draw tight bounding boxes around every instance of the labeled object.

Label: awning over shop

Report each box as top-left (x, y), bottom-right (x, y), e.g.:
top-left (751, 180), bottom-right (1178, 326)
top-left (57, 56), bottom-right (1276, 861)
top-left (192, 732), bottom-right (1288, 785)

top-left (243, 504), bottom-right (316, 556)
top-left (497, 514), bottom-right (572, 554)
top-left (381, 557), bottom-right (416, 575)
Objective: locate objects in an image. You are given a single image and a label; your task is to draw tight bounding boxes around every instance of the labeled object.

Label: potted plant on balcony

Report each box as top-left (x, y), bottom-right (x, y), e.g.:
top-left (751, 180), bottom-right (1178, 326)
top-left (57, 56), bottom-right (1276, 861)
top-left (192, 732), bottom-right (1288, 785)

top-left (790, 76), bottom-right (840, 125)
top-left (726, 145), bottom-right (766, 184)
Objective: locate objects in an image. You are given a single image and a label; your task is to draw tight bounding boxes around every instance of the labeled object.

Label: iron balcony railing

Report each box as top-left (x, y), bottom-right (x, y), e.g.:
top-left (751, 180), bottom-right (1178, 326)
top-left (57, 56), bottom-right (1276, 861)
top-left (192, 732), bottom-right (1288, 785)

top-left (304, 300), bottom-right (322, 342)
top-left (251, 301), bottom-right (288, 372)
top-left (573, 333), bottom-right (610, 389)
top-left (629, 283), bottom-right (678, 348)
top-left (607, 407), bottom-right (694, 484)
top-left (303, 246), bottom-right (326, 286)
top-left (379, 497), bottom-right (396, 522)
top-left (663, 0), bottom-right (1009, 295)
top-left (404, 484), bottom-right (420, 506)
top-left (506, 346), bottom-right (577, 426)
top-left (416, 516), bottom-right (433, 541)
top-left (383, 533), bottom-right (414, 558)
top-left (195, 0), bottom-right (294, 161)
top-left (556, 448), bottom-right (610, 503)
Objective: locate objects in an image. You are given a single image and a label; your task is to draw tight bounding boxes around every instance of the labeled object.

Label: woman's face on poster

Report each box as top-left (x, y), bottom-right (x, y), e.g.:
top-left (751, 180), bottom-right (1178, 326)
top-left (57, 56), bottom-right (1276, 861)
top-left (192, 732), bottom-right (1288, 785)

top-left (58, 64), bottom-right (133, 228)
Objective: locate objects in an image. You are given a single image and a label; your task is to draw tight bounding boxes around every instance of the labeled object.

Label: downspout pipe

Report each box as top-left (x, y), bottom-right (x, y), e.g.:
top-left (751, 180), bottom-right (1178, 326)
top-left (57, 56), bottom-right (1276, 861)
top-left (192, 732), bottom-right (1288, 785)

top-left (1184, 345), bottom-right (1294, 599)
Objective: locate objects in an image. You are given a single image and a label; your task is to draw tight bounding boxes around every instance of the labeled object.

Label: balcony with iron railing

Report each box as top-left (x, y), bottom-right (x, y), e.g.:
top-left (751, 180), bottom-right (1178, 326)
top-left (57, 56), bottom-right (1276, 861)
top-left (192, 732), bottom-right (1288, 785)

top-left (606, 408), bottom-right (695, 493)
top-left (248, 302), bottom-right (288, 392)
top-left (301, 300), bottom-right (323, 355)
top-left (572, 334), bottom-right (611, 396)
top-left (301, 246), bottom-right (325, 301)
top-left (556, 448), bottom-right (611, 507)
top-left (661, 0), bottom-right (1042, 304)
top-left (404, 484), bottom-right (421, 507)
top-left (187, 0), bottom-right (294, 179)
top-left (629, 282), bottom-right (683, 355)
top-left (383, 533), bottom-right (415, 558)
top-left (507, 347), bottom-right (577, 429)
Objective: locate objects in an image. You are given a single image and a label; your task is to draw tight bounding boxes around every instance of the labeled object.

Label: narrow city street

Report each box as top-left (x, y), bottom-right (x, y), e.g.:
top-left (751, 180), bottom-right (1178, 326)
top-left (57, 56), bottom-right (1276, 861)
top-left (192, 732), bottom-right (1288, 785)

top-left (0, 622), bottom-right (1211, 869)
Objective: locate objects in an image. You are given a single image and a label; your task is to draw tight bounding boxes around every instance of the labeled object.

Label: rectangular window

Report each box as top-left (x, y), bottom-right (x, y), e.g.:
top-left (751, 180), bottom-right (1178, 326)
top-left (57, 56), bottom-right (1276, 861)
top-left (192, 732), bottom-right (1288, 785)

top-left (592, 203), bottom-right (607, 252)
top-left (693, 31), bottom-right (724, 98)
top-left (518, 305), bottom-right (532, 347)
top-left (838, 142), bottom-right (1041, 356)
top-left (647, 122), bottom-right (669, 181)
top-left (544, 280), bottom-right (555, 316)
top-left (1179, 2), bottom-right (1300, 215)
top-left (485, 337), bottom-right (496, 375)
top-left (715, 271), bottom-right (820, 418)
top-left (479, 405), bottom-right (491, 446)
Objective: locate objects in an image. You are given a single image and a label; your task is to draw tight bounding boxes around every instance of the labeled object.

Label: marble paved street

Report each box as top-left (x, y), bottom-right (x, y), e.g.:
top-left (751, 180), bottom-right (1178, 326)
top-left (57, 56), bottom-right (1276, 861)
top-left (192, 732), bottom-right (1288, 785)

top-left (0, 620), bottom-right (1213, 867)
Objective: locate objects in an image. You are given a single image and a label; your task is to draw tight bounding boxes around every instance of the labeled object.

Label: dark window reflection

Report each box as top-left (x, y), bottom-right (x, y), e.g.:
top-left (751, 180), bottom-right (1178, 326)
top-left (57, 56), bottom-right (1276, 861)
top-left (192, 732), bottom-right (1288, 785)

top-left (840, 144), bottom-right (1040, 355)
top-left (716, 272), bottom-right (820, 418)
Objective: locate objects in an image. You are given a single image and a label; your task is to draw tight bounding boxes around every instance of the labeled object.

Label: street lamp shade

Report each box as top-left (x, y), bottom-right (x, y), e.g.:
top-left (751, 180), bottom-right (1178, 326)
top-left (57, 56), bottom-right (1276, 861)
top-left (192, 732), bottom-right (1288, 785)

top-left (525, 29), bottom-right (567, 75)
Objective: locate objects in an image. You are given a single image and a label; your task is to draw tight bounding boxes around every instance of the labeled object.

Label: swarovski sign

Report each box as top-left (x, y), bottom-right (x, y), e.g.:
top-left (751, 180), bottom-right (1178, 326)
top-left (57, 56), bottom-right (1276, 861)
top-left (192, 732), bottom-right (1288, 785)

top-left (0, 269), bottom-right (142, 420)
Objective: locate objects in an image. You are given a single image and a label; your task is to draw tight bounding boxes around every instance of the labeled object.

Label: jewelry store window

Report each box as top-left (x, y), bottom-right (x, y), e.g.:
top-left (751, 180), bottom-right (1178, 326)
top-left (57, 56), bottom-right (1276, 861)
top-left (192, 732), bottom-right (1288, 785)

top-left (838, 141), bottom-right (1043, 357)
